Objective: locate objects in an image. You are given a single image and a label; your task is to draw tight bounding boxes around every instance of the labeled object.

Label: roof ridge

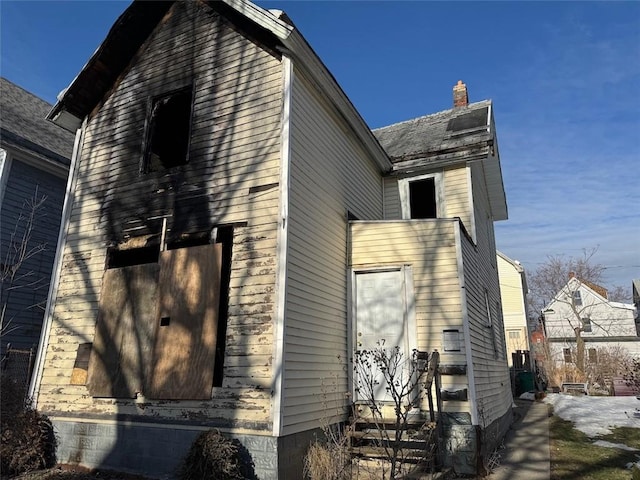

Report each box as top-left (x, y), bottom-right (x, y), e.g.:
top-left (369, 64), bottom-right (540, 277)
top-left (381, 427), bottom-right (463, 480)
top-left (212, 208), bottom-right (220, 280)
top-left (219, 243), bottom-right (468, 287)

top-left (373, 99), bottom-right (492, 132)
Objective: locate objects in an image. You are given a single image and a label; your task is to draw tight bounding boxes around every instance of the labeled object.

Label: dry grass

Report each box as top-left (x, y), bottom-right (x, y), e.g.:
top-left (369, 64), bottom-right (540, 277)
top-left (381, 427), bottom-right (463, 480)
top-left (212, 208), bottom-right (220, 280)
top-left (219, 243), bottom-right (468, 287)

top-left (304, 441), bottom-right (351, 480)
top-left (1, 376), bottom-right (56, 476)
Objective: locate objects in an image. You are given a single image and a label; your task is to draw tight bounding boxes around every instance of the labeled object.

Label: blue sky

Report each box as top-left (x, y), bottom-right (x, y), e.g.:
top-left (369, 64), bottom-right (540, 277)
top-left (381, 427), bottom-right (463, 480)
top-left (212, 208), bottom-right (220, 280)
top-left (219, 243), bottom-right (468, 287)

top-left (1, 1), bottom-right (639, 290)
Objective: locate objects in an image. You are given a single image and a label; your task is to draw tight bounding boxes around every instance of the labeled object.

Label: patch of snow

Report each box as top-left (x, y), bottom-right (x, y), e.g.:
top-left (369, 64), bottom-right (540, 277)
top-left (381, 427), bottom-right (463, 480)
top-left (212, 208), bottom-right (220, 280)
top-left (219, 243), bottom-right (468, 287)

top-left (593, 440), bottom-right (638, 451)
top-left (545, 393), bottom-right (640, 437)
top-left (519, 391), bottom-right (536, 400)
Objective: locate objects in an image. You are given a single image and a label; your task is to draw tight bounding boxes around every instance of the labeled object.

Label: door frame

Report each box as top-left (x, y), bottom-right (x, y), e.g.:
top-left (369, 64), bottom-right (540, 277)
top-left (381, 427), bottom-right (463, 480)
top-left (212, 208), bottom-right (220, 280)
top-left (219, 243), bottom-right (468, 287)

top-left (348, 265), bottom-right (417, 403)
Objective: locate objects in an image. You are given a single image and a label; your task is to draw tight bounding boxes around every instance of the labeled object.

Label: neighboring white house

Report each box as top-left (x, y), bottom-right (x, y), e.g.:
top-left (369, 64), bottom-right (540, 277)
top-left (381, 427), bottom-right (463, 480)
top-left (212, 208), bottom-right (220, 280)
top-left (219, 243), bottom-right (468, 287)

top-left (497, 251), bottom-right (529, 366)
top-left (543, 275), bottom-right (638, 367)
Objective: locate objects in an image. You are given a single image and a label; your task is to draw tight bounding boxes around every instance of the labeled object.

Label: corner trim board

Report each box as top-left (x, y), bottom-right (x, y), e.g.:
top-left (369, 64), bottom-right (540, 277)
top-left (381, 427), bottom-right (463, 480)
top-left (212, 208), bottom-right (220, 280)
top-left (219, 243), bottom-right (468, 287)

top-left (271, 55), bottom-right (293, 437)
top-left (29, 119), bottom-right (86, 402)
top-left (454, 223), bottom-right (478, 425)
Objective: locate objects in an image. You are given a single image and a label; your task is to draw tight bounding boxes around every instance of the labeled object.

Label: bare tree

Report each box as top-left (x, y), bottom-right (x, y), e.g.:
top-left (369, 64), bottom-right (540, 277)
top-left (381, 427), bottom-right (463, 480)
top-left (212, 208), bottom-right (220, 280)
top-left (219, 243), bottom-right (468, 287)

top-left (1, 188), bottom-right (48, 338)
top-left (352, 345), bottom-right (439, 480)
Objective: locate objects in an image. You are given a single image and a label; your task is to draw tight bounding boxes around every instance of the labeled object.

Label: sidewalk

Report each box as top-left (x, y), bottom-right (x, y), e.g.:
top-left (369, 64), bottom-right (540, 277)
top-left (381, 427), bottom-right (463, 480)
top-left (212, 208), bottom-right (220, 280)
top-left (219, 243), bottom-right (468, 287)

top-left (487, 398), bottom-right (550, 480)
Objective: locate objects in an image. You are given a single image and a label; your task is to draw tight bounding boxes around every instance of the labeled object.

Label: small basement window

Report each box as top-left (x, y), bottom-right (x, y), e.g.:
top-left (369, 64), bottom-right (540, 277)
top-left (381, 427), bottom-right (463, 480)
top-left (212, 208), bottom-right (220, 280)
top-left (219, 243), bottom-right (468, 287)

top-left (144, 86), bottom-right (194, 172)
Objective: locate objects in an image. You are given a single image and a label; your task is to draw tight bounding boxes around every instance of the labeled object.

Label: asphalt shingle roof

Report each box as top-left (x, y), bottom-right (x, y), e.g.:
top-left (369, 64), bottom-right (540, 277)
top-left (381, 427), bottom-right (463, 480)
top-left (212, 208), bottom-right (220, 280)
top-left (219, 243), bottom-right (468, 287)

top-left (373, 100), bottom-right (492, 163)
top-left (1, 77), bottom-right (74, 165)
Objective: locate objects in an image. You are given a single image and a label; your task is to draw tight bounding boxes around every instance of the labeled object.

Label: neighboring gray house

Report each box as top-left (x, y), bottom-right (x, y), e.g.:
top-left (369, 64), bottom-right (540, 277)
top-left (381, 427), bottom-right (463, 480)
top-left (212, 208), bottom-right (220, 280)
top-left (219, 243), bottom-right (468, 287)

top-left (0, 78), bottom-right (73, 366)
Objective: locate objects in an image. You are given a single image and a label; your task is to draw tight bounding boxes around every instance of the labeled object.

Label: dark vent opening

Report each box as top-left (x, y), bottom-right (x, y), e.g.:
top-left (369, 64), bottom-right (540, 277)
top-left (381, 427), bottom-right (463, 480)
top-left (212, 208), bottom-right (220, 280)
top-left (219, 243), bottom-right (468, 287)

top-left (213, 226), bottom-right (233, 387)
top-left (446, 107), bottom-right (488, 132)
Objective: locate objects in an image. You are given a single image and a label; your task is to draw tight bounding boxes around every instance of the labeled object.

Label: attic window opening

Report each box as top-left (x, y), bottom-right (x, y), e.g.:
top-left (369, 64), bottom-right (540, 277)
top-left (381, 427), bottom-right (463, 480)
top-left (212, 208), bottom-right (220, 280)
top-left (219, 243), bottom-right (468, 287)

top-left (409, 177), bottom-right (437, 219)
top-left (572, 291), bottom-right (582, 306)
top-left (144, 86), bottom-right (194, 172)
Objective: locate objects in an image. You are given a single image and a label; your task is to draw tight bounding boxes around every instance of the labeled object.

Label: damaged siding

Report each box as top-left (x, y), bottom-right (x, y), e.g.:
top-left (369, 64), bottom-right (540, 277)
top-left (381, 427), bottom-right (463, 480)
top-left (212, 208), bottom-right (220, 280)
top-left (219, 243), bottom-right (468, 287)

top-left (37, 2), bottom-right (282, 431)
top-left (460, 161), bottom-right (510, 426)
top-left (280, 68), bottom-right (383, 435)
top-left (350, 220), bottom-right (470, 416)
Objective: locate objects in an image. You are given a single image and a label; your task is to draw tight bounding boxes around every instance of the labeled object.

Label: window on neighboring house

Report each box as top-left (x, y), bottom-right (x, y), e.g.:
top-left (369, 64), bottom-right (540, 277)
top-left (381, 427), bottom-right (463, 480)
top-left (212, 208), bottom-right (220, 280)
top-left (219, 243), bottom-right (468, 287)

top-left (399, 173), bottom-right (443, 220)
top-left (87, 229), bottom-right (232, 400)
top-left (582, 317), bottom-right (592, 333)
top-left (588, 348), bottom-right (598, 364)
top-left (484, 289), bottom-right (499, 358)
top-left (143, 85), bottom-right (194, 172)
top-left (572, 290), bottom-right (582, 306)
top-left (563, 348), bottom-right (572, 363)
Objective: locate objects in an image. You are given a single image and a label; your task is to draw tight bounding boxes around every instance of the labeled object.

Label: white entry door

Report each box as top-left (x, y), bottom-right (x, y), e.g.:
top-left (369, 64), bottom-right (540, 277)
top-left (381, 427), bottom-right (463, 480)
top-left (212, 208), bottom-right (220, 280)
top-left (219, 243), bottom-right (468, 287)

top-left (354, 269), bottom-right (408, 402)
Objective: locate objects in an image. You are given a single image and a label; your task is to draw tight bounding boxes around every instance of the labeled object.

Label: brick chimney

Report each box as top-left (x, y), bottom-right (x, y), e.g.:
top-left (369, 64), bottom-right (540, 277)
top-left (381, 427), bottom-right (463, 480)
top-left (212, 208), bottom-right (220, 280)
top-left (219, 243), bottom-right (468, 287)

top-left (453, 80), bottom-right (468, 108)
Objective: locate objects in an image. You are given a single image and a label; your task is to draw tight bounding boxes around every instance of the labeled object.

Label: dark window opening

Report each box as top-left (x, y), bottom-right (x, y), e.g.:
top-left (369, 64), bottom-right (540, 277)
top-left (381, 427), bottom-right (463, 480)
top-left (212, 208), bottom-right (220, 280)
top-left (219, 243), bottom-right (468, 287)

top-left (409, 177), bottom-right (437, 219)
top-left (145, 87), bottom-right (193, 172)
top-left (588, 348), bottom-right (598, 364)
top-left (213, 227), bottom-right (233, 387)
top-left (167, 231), bottom-right (212, 250)
top-left (107, 245), bottom-right (159, 269)
top-left (563, 348), bottom-right (572, 363)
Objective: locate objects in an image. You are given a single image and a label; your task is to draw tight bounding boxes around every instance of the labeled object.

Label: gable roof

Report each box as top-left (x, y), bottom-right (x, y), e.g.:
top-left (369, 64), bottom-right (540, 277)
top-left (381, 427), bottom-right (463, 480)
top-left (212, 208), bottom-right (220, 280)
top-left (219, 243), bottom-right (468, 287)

top-left (46, 0), bottom-right (391, 172)
top-left (0, 77), bottom-right (74, 167)
top-left (547, 276), bottom-right (634, 312)
top-left (374, 99), bottom-right (508, 221)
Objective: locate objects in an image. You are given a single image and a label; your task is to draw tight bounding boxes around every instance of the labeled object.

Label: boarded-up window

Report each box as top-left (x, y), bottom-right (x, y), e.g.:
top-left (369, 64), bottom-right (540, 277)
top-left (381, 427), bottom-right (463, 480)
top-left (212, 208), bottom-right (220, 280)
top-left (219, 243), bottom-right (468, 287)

top-left (88, 243), bottom-right (222, 400)
top-left (88, 263), bottom-right (160, 398)
top-left (147, 244), bottom-right (222, 400)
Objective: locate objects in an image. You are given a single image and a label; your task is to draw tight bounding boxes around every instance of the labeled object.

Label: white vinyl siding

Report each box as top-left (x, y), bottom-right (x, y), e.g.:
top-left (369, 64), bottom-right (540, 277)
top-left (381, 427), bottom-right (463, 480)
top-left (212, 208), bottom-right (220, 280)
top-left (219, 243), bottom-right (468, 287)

top-left (36, 2), bottom-right (282, 430)
top-left (350, 220), bottom-right (470, 415)
top-left (459, 162), bottom-right (511, 426)
top-left (281, 67), bottom-right (383, 434)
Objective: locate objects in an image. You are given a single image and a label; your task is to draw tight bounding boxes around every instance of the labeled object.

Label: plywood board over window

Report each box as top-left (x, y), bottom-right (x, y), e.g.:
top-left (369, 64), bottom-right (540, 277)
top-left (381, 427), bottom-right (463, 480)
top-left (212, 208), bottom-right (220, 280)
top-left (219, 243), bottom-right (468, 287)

top-left (88, 264), bottom-right (160, 398)
top-left (147, 243), bottom-right (222, 400)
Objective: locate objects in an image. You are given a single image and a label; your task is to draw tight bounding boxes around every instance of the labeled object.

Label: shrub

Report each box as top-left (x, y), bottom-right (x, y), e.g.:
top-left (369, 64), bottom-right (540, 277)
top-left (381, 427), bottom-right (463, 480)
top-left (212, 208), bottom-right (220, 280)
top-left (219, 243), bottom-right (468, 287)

top-left (179, 429), bottom-right (256, 480)
top-left (0, 375), bottom-right (57, 475)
